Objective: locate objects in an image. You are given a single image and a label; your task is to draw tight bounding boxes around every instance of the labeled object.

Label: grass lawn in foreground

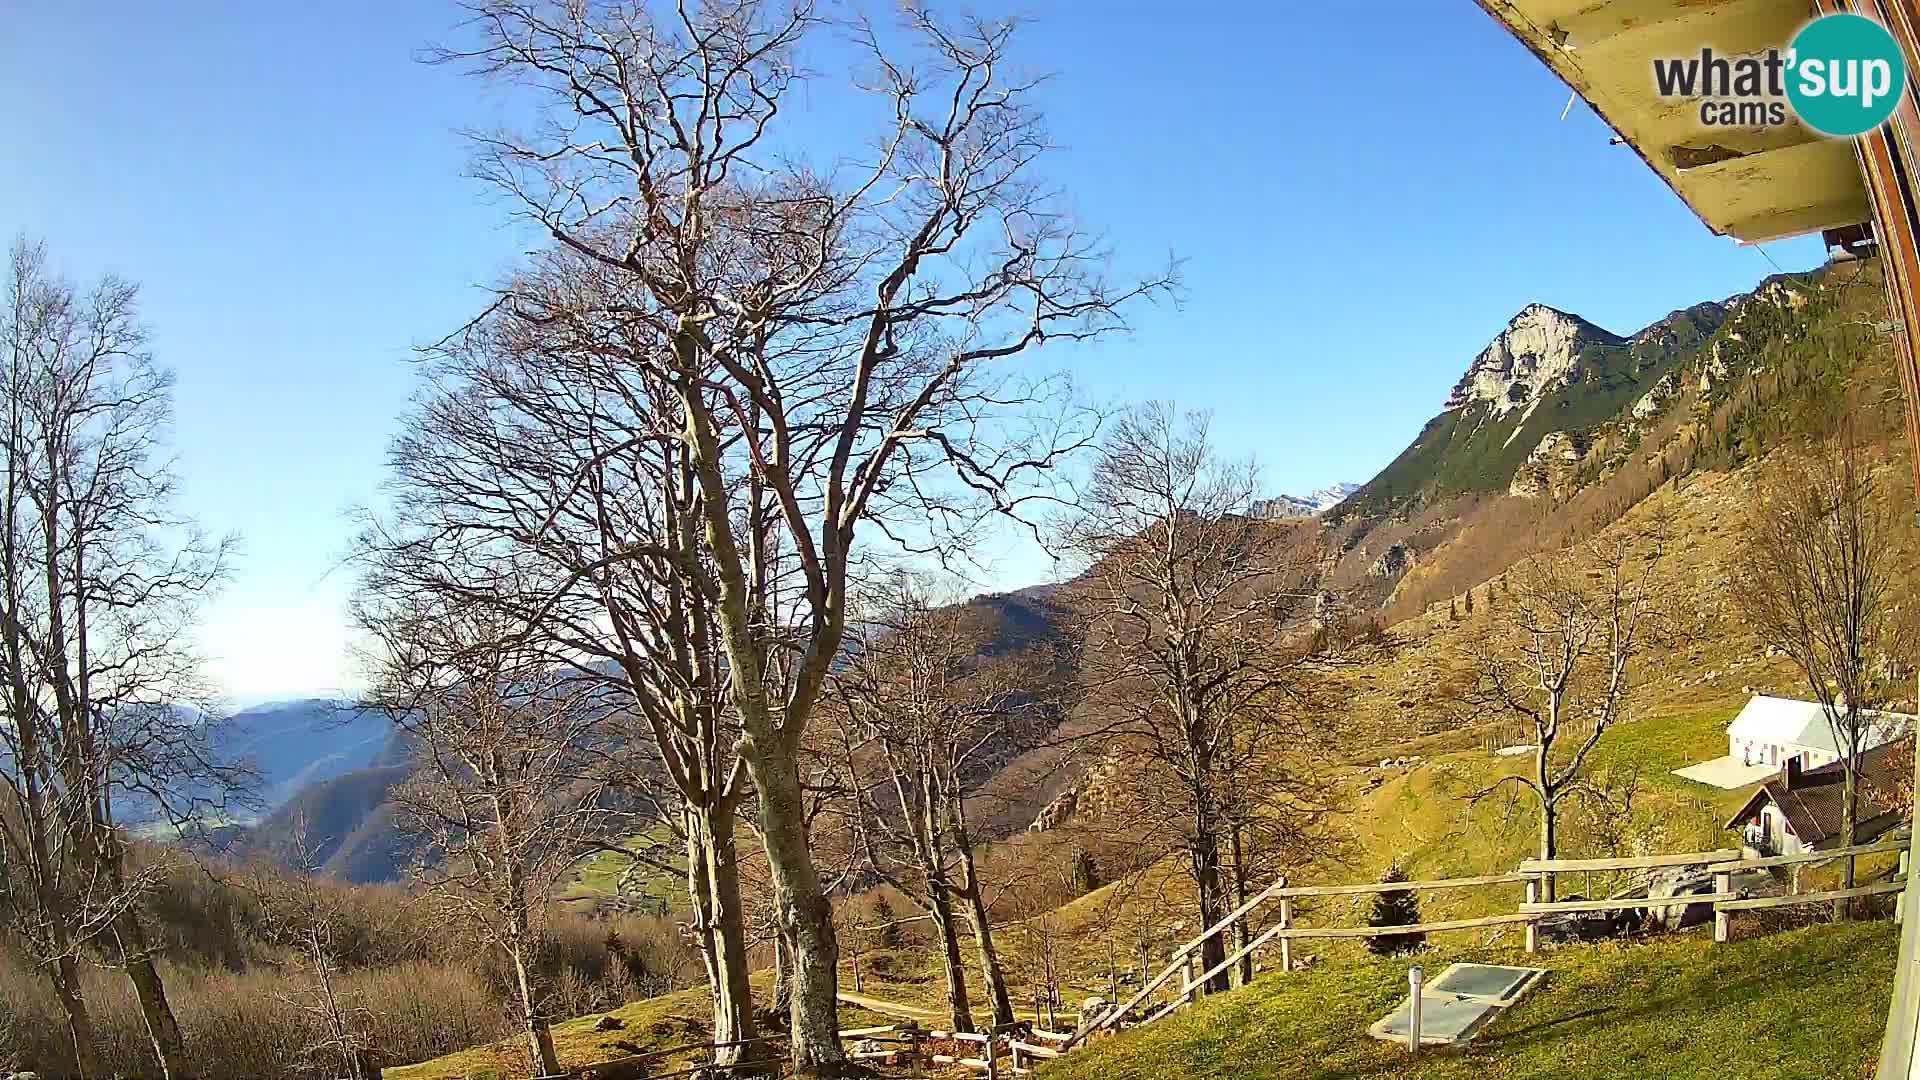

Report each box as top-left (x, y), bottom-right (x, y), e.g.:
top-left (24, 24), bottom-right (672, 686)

top-left (1040, 920), bottom-right (1896, 1080)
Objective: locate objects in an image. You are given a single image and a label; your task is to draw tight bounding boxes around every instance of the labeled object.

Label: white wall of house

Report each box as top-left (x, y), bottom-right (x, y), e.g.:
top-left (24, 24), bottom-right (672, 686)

top-left (1738, 803), bottom-right (1806, 856)
top-left (1728, 736), bottom-right (1839, 771)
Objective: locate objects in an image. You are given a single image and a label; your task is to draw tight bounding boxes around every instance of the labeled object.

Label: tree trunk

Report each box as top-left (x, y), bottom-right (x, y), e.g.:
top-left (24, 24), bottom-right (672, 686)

top-left (927, 886), bottom-right (976, 1033)
top-left (1228, 824), bottom-right (1252, 988)
top-left (1536, 732), bottom-right (1558, 904)
top-left (958, 879), bottom-right (1015, 1028)
top-left (1191, 826), bottom-right (1231, 995)
top-left (49, 954), bottom-right (100, 1080)
top-left (688, 799), bottom-right (756, 1066)
top-left (511, 939), bottom-right (560, 1077)
top-left (117, 911), bottom-right (191, 1080)
top-left (1842, 763), bottom-right (1860, 919)
top-left (742, 746), bottom-right (843, 1073)
top-left (770, 931), bottom-right (794, 1019)
top-left (952, 811), bottom-right (1015, 1027)
top-left (491, 760), bottom-right (559, 1079)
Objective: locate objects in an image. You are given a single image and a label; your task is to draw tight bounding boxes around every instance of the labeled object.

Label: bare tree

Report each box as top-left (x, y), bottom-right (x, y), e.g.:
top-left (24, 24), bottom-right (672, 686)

top-left (247, 819), bottom-right (381, 1080)
top-left (428, 2), bottom-right (1171, 1066)
top-left (1731, 430), bottom-right (1915, 895)
top-left (1058, 403), bottom-right (1336, 996)
top-left (357, 599), bottom-right (622, 1078)
top-left (359, 289), bottom-right (764, 1063)
top-left (0, 237), bottom-right (240, 1080)
top-left (1469, 527), bottom-right (1669, 898)
top-left (833, 579), bottom-right (1051, 1030)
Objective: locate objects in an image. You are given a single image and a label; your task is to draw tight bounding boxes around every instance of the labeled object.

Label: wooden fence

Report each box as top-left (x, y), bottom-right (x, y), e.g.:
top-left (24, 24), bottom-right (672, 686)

top-left (1049, 837), bottom-right (1912, 1060)
top-left (600, 839), bottom-right (1912, 1078)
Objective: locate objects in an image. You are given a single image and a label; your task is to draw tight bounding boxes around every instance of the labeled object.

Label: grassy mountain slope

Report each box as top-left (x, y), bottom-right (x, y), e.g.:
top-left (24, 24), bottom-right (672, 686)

top-left (1041, 920), bottom-right (1895, 1080)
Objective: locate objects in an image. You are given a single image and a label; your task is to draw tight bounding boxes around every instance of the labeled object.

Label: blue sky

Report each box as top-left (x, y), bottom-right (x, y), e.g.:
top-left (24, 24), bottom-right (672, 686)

top-left (1, 2), bottom-right (1825, 702)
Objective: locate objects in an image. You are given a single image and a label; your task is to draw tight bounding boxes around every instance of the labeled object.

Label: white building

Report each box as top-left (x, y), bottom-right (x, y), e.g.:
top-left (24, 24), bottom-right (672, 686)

top-left (1725, 695), bottom-right (1907, 772)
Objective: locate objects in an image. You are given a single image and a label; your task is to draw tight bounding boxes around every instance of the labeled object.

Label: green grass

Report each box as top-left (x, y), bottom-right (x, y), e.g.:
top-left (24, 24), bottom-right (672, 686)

top-left (1041, 920), bottom-right (1897, 1080)
top-left (561, 822), bottom-right (682, 910)
top-left (386, 974), bottom-right (904, 1080)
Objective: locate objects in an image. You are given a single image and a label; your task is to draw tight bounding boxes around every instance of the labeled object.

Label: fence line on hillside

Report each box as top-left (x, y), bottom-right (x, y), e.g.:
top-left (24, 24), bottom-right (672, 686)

top-left (598, 839), bottom-right (1913, 1078)
top-left (1033, 838), bottom-right (1912, 1070)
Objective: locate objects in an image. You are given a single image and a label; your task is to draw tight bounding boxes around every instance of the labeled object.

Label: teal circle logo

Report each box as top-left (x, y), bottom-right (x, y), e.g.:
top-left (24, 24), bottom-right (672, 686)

top-left (1787, 13), bottom-right (1907, 137)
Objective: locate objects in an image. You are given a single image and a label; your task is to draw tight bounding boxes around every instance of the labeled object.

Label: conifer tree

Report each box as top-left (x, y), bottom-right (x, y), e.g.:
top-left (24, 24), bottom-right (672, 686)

top-left (1367, 864), bottom-right (1426, 957)
top-left (871, 894), bottom-right (904, 950)
top-left (1071, 850), bottom-right (1101, 896)
top-left (1464, 589), bottom-right (1475, 617)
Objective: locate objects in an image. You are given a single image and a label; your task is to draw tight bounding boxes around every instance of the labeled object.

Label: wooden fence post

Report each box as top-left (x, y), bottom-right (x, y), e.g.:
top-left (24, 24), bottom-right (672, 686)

top-left (1524, 878), bottom-right (1539, 954)
top-left (1279, 882), bottom-right (1294, 974)
top-left (1713, 869), bottom-right (1732, 944)
top-left (1181, 952), bottom-right (1196, 1008)
top-left (985, 1030), bottom-right (999, 1080)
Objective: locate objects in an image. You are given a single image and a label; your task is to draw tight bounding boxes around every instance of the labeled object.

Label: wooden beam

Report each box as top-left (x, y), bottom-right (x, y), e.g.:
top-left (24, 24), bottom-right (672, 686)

top-left (1725, 839), bottom-right (1911, 871)
top-left (1064, 875), bottom-right (1286, 1047)
top-left (1521, 893), bottom-right (1738, 914)
top-left (1720, 879), bottom-right (1906, 912)
top-left (1274, 873), bottom-right (1530, 898)
top-left (1275, 913), bottom-right (1540, 939)
top-left (1520, 849), bottom-right (1741, 873)
top-left (1547, 0), bottom-right (1789, 51)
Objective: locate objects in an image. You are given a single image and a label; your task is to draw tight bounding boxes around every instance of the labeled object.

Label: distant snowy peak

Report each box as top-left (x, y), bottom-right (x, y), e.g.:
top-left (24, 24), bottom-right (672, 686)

top-left (1251, 482), bottom-right (1361, 520)
top-left (1306, 482), bottom-right (1361, 510)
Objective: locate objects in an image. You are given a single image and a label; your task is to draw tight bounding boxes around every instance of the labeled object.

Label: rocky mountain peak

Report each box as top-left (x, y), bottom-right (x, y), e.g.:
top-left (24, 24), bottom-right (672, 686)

top-left (1444, 304), bottom-right (1627, 415)
top-left (1250, 481), bottom-right (1362, 520)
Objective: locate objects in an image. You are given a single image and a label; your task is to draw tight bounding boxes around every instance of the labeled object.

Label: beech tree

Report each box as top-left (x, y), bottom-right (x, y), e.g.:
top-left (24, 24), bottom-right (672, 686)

top-left (0, 238), bottom-right (239, 1080)
top-left (1469, 526), bottom-right (1668, 898)
top-left (247, 820), bottom-right (379, 1080)
top-left (357, 600), bottom-right (620, 1079)
top-left (833, 582), bottom-right (1050, 1031)
top-left (359, 300), bottom-right (763, 1062)
top-left (1060, 403), bottom-right (1336, 996)
top-left (1731, 430), bottom-right (1915, 894)
top-left (429, 1), bottom-right (1171, 1067)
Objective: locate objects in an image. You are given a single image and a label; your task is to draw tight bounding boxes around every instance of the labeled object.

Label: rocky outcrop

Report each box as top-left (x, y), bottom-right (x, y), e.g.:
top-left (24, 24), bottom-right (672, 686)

top-left (1630, 300), bottom-right (1730, 356)
top-left (1632, 371), bottom-right (1681, 420)
top-left (1367, 542), bottom-right (1416, 578)
top-left (1643, 869), bottom-right (1718, 931)
top-left (1445, 304), bottom-right (1627, 415)
top-left (1508, 431), bottom-right (1589, 499)
top-left (1029, 756), bottom-right (1122, 831)
top-left (1029, 787), bottom-right (1079, 831)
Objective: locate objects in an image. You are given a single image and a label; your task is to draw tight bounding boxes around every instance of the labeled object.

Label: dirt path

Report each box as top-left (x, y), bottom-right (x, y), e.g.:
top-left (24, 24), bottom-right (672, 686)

top-left (837, 990), bottom-right (946, 1022)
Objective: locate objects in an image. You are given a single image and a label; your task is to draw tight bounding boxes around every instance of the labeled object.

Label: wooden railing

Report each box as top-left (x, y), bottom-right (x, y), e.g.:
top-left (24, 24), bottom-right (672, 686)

top-left (1519, 838), bottom-right (1912, 945)
top-left (804, 837), bottom-right (1917, 1078)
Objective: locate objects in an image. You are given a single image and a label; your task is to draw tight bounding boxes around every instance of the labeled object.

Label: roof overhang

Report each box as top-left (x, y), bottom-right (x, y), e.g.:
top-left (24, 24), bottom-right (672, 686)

top-left (1476, 0), bottom-right (1873, 242)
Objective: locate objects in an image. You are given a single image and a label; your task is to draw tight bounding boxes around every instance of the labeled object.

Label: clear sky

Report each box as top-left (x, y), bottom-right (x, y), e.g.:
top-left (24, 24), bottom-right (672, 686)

top-left (1, 2), bottom-right (1825, 704)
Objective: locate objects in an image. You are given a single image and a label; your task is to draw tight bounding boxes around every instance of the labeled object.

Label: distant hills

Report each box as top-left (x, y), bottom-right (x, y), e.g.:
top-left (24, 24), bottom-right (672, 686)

top-left (214, 698), bottom-right (398, 809)
top-left (244, 764), bottom-right (415, 882)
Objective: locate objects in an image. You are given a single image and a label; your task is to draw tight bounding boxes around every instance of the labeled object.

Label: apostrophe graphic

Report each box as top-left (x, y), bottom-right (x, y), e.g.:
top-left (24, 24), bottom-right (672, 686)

top-left (1785, 13), bottom-right (1907, 137)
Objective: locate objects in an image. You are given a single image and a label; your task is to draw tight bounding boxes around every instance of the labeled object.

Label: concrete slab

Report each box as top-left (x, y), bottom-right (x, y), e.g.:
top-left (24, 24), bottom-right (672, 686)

top-left (1368, 964), bottom-right (1547, 1048)
top-left (1674, 755), bottom-right (1777, 790)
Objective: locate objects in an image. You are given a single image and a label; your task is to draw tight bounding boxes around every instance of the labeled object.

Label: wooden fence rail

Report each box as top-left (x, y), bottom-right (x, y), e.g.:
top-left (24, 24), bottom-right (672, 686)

top-left (833, 840), bottom-right (1912, 1076)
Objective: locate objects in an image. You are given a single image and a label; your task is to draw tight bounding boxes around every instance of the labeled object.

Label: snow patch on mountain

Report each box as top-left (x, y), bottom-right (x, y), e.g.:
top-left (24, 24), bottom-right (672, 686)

top-left (1251, 482), bottom-right (1361, 520)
